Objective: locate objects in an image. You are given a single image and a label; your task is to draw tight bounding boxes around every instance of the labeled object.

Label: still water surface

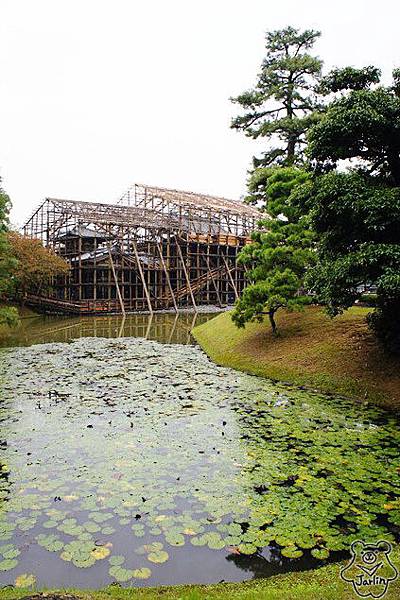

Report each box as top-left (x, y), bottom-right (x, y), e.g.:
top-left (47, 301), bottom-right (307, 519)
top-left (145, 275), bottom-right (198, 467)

top-left (0, 314), bottom-right (398, 588)
top-left (0, 312), bottom-right (216, 348)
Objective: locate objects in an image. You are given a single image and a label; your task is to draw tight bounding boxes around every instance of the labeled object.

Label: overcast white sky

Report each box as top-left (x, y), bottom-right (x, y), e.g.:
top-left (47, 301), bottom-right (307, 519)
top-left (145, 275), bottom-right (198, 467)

top-left (1, 0), bottom-right (399, 225)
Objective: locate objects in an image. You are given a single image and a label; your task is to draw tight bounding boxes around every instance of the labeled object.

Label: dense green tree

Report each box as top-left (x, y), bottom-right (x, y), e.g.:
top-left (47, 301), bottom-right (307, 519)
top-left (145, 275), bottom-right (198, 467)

top-left (0, 180), bottom-right (18, 326)
top-left (231, 26), bottom-right (322, 168)
top-left (309, 67), bottom-right (400, 184)
top-left (317, 66), bottom-right (381, 94)
top-left (232, 167), bottom-right (314, 333)
top-left (245, 164), bottom-right (310, 211)
top-left (305, 68), bottom-right (400, 351)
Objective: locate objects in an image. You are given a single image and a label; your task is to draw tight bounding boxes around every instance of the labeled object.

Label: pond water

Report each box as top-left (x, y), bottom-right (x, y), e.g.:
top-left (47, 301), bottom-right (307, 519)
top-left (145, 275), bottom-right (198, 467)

top-left (0, 316), bottom-right (399, 589)
top-left (0, 312), bottom-right (217, 348)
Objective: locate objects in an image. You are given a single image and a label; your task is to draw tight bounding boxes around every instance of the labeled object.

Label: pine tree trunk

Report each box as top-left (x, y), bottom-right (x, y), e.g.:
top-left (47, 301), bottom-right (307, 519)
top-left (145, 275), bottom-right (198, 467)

top-left (287, 135), bottom-right (296, 165)
top-left (269, 311), bottom-right (278, 335)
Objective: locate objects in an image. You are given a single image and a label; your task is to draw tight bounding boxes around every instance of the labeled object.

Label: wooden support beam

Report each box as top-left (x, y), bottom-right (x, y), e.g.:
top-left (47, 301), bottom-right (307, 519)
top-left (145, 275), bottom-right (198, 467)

top-left (202, 255), bottom-right (223, 307)
top-left (107, 244), bottom-right (126, 317)
top-left (221, 254), bottom-right (239, 301)
top-left (243, 262), bottom-right (253, 285)
top-left (156, 241), bottom-right (178, 312)
top-left (176, 241), bottom-right (197, 312)
top-left (132, 238), bottom-right (153, 314)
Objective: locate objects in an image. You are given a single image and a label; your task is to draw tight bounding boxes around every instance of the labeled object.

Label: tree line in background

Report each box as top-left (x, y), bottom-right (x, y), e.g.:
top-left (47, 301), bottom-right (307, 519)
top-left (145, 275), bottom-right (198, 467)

top-left (231, 26), bottom-right (400, 353)
top-left (0, 179), bottom-right (68, 326)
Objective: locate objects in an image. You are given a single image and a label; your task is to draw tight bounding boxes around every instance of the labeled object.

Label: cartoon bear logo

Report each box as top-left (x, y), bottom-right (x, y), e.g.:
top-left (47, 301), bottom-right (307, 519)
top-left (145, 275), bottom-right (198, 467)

top-left (340, 540), bottom-right (398, 598)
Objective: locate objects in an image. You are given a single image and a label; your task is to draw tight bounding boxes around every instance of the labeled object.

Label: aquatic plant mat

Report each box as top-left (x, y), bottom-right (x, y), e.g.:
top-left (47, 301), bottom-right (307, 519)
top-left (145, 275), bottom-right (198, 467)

top-left (17, 596), bottom-right (80, 600)
top-left (0, 337), bottom-right (399, 588)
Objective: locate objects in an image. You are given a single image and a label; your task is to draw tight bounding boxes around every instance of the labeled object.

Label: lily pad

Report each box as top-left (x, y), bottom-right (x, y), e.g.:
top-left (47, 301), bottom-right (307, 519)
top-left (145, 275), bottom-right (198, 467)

top-left (15, 573), bottom-right (36, 588)
top-left (1, 545), bottom-right (20, 559)
top-left (101, 526), bottom-right (115, 535)
top-left (0, 558), bottom-right (18, 571)
top-left (133, 567), bottom-right (152, 579)
top-left (237, 544), bottom-right (258, 555)
top-left (311, 547), bottom-right (330, 560)
top-left (281, 546), bottom-right (304, 559)
top-left (109, 555), bottom-right (125, 566)
top-left (1, 333), bottom-right (400, 585)
top-left (91, 546), bottom-right (111, 560)
top-left (147, 549), bottom-right (169, 564)
top-left (109, 565), bottom-right (135, 582)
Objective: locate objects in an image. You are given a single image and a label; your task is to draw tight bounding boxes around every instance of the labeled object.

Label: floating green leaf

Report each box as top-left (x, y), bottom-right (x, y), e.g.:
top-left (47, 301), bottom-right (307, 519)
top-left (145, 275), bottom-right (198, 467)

top-left (133, 567), bottom-right (152, 579)
top-left (0, 558), bottom-right (18, 571)
top-left (281, 546), bottom-right (303, 558)
top-left (311, 548), bottom-right (330, 560)
top-left (15, 573), bottom-right (36, 588)
top-left (109, 565), bottom-right (135, 582)
top-left (109, 555), bottom-right (125, 566)
top-left (0, 334), bottom-right (399, 586)
top-left (147, 549), bottom-right (169, 564)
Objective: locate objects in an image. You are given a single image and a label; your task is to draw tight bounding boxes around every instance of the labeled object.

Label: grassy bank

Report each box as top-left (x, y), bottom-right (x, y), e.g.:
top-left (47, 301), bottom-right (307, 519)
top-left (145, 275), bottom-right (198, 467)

top-left (192, 306), bottom-right (400, 409)
top-left (1, 550), bottom-right (400, 600)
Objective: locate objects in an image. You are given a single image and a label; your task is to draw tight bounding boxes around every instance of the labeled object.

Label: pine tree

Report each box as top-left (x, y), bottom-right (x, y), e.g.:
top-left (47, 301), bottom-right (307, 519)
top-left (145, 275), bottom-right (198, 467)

top-left (231, 26), bottom-right (322, 167)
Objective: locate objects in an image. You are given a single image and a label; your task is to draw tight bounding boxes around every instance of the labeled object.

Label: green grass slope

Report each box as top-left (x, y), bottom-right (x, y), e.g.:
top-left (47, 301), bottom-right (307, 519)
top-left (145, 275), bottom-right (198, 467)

top-left (192, 306), bottom-right (400, 409)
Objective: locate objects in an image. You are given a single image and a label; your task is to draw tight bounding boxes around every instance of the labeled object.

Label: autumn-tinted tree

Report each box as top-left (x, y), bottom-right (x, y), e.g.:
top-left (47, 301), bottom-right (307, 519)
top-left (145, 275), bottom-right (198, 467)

top-left (8, 232), bottom-right (69, 298)
top-left (305, 67), bottom-right (400, 352)
top-left (0, 180), bottom-right (18, 326)
top-left (231, 26), bottom-right (322, 168)
top-left (231, 167), bottom-right (314, 334)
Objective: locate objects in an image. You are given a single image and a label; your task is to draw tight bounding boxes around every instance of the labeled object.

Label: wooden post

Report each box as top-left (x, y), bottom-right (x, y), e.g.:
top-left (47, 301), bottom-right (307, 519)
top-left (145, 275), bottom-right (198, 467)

top-left (176, 241), bottom-right (197, 312)
top-left (78, 234), bottom-right (82, 301)
top-left (202, 255), bottom-right (223, 307)
top-left (243, 262), bottom-right (253, 285)
top-left (132, 238), bottom-right (153, 314)
top-left (156, 241), bottom-right (178, 312)
top-left (107, 244), bottom-right (126, 316)
top-left (221, 254), bottom-right (239, 301)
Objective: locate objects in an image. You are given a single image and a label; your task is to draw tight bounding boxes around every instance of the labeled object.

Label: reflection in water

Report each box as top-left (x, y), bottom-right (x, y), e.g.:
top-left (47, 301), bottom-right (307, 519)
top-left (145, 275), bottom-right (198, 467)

top-left (225, 547), bottom-right (326, 579)
top-left (0, 311), bottom-right (218, 348)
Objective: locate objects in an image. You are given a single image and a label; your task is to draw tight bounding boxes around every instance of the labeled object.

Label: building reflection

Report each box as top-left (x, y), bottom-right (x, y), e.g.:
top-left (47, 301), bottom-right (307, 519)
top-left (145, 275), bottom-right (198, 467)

top-left (0, 311), bottom-right (219, 348)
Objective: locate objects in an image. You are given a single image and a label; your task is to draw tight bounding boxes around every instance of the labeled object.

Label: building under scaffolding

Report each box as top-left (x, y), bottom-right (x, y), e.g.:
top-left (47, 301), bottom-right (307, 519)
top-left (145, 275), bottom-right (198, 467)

top-left (23, 184), bottom-right (259, 314)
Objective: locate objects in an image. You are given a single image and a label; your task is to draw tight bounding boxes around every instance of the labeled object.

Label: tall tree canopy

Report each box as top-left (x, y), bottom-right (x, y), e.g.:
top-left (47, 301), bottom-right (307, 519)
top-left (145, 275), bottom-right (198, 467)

top-left (304, 68), bottom-right (400, 352)
top-left (231, 26), bottom-right (322, 168)
top-left (309, 66), bottom-right (400, 184)
top-left (232, 167), bottom-right (314, 333)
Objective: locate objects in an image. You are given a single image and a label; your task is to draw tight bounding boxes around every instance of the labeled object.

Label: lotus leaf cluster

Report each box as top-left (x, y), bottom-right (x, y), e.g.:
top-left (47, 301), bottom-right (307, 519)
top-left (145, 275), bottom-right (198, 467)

top-left (0, 337), bottom-right (398, 587)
